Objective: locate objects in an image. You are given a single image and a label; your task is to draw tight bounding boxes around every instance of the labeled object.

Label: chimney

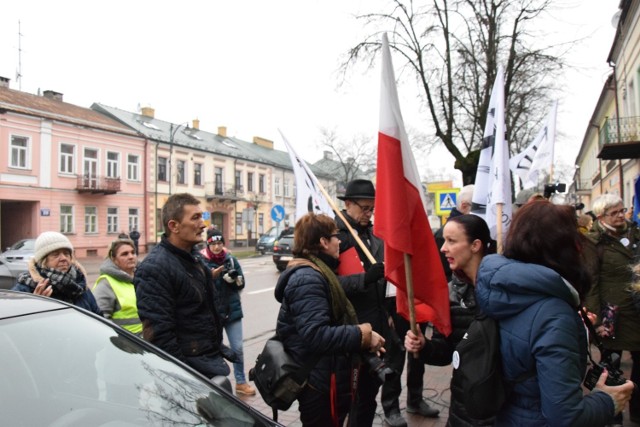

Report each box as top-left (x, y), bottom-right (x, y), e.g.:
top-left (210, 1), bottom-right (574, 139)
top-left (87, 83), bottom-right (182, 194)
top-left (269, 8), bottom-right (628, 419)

top-left (218, 126), bottom-right (227, 137)
top-left (192, 118), bottom-right (200, 130)
top-left (323, 150), bottom-right (333, 160)
top-left (253, 136), bottom-right (274, 150)
top-left (43, 90), bottom-right (64, 101)
top-left (0, 76), bottom-right (9, 89)
top-left (141, 106), bottom-right (155, 118)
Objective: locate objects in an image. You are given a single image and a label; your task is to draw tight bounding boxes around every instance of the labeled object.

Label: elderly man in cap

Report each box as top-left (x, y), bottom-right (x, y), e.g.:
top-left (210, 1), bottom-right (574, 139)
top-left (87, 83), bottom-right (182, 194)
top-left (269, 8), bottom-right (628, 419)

top-left (12, 231), bottom-right (101, 315)
top-left (336, 179), bottom-right (439, 426)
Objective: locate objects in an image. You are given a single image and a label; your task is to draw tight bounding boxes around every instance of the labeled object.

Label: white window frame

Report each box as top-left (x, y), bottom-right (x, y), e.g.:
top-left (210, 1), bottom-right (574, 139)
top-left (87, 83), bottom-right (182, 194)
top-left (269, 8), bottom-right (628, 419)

top-left (177, 159), bottom-right (186, 185)
top-left (275, 177), bottom-right (280, 196)
top-left (59, 143), bottom-right (76, 174)
top-left (128, 208), bottom-right (139, 232)
top-left (60, 205), bottom-right (74, 234)
top-left (235, 212), bottom-right (243, 235)
top-left (9, 134), bottom-right (31, 169)
top-left (194, 163), bottom-right (203, 186)
top-left (106, 151), bottom-right (120, 179)
top-left (284, 179), bottom-right (290, 197)
top-left (107, 207), bottom-right (119, 234)
top-left (85, 206), bottom-right (98, 234)
top-left (158, 157), bottom-right (168, 182)
top-left (127, 154), bottom-right (140, 181)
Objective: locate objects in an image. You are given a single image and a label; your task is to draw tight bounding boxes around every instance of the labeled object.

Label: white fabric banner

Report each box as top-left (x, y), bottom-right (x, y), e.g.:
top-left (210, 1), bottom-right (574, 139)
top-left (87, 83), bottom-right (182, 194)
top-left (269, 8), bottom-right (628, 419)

top-left (279, 130), bottom-right (335, 221)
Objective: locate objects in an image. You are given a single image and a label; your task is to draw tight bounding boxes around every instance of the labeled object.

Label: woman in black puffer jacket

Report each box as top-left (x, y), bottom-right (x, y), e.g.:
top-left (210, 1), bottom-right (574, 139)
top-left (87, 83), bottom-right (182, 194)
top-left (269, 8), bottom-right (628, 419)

top-left (405, 214), bottom-right (495, 427)
top-left (274, 213), bottom-right (385, 427)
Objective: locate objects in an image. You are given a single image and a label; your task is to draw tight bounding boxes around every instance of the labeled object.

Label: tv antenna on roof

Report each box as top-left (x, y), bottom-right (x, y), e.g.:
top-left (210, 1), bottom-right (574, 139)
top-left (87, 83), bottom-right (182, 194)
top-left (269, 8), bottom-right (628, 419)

top-left (16, 20), bottom-right (23, 90)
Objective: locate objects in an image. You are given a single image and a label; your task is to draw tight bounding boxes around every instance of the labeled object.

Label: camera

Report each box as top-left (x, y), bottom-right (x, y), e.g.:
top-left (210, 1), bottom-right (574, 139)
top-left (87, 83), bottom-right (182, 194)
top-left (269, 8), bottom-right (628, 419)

top-left (583, 353), bottom-right (626, 390)
top-left (543, 182), bottom-right (567, 199)
top-left (362, 352), bottom-right (396, 383)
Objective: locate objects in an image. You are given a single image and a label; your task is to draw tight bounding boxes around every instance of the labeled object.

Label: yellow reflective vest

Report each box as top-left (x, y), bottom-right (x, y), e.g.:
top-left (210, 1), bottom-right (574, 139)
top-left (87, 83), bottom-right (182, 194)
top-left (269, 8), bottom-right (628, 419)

top-left (95, 274), bottom-right (142, 335)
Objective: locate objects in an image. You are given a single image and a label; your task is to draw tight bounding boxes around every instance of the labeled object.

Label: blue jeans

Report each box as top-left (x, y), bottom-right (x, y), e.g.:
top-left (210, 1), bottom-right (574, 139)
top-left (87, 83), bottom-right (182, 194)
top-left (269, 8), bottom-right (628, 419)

top-left (224, 319), bottom-right (246, 383)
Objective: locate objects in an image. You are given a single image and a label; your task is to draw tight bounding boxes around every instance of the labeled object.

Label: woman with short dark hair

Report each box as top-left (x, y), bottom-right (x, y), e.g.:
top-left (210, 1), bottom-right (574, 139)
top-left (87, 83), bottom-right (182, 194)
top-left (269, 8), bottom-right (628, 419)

top-left (475, 201), bottom-right (633, 426)
top-left (275, 213), bottom-right (385, 426)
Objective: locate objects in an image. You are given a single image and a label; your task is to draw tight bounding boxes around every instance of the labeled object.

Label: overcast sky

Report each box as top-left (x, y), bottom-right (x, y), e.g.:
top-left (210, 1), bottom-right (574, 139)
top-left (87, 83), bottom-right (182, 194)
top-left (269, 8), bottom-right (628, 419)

top-left (0, 1), bottom-right (618, 185)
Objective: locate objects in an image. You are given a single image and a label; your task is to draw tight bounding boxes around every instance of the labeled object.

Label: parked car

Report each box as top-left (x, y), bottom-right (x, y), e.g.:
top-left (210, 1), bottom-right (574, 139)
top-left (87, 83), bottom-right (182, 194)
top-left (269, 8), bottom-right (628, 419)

top-left (256, 226), bottom-right (279, 255)
top-left (0, 239), bottom-right (33, 289)
top-left (0, 290), bottom-right (281, 427)
top-left (272, 235), bottom-right (294, 272)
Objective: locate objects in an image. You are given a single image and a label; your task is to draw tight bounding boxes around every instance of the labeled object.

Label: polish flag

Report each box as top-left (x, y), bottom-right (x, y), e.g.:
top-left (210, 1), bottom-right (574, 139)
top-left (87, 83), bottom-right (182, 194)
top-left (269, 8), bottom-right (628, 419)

top-left (374, 34), bottom-right (451, 336)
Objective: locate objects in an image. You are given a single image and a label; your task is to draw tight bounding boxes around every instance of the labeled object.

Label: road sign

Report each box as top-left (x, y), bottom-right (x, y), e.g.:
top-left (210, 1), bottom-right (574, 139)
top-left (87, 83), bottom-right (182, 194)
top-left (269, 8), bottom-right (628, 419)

top-left (435, 189), bottom-right (459, 216)
top-left (202, 211), bottom-right (211, 221)
top-left (271, 204), bottom-right (285, 222)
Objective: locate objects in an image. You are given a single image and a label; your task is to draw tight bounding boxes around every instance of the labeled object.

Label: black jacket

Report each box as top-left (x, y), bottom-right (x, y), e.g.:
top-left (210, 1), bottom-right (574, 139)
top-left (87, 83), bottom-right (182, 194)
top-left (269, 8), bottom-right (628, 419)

top-left (275, 264), bottom-right (362, 394)
top-left (135, 235), bottom-right (226, 378)
top-left (335, 211), bottom-right (388, 331)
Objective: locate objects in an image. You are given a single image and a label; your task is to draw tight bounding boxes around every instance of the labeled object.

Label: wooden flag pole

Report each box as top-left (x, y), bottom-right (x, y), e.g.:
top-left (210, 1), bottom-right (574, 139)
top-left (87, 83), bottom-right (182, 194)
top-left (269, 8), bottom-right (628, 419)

top-left (404, 253), bottom-right (420, 358)
top-left (496, 203), bottom-right (503, 254)
top-left (315, 180), bottom-right (377, 265)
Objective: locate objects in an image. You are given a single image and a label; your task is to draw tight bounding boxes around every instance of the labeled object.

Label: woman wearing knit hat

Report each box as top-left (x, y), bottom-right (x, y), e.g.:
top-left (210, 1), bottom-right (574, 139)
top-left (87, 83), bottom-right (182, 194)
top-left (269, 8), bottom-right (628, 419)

top-left (200, 229), bottom-right (255, 396)
top-left (12, 231), bottom-right (101, 315)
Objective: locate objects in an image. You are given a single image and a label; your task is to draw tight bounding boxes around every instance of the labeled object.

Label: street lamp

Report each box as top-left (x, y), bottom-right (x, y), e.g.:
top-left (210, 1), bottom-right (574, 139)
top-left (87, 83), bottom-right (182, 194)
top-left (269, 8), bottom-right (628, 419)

top-left (169, 122), bottom-right (190, 196)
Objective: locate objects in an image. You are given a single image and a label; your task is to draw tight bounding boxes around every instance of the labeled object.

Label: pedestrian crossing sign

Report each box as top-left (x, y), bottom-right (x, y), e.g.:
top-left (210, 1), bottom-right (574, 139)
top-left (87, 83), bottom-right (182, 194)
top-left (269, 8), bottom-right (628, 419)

top-left (435, 189), bottom-right (459, 216)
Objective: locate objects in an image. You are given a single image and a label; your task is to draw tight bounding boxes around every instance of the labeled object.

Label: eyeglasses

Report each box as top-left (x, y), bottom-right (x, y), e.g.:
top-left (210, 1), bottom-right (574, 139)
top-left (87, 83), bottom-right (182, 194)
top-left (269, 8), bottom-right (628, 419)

top-left (605, 208), bottom-right (627, 217)
top-left (328, 233), bottom-right (341, 240)
top-left (353, 200), bottom-right (374, 214)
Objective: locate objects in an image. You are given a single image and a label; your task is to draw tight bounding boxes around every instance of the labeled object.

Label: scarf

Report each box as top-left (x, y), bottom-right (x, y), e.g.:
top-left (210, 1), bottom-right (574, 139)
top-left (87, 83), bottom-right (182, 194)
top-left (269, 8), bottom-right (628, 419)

top-left (203, 246), bottom-right (227, 265)
top-left (17, 264), bottom-right (85, 302)
top-left (288, 254), bottom-right (358, 326)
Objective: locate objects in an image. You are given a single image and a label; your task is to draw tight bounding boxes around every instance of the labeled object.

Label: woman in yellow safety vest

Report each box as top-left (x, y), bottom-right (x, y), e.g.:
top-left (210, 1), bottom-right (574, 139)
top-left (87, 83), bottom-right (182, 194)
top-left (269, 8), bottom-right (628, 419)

top-left (93, 238), bottom-right (142, 336)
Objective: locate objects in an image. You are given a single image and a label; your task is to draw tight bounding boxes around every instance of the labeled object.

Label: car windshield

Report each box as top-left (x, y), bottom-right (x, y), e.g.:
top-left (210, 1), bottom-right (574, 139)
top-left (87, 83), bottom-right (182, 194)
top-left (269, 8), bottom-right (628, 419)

top-left (0, 309), bottom-right (268, 426)
top-left (9, 239), bottom-right (34, 251)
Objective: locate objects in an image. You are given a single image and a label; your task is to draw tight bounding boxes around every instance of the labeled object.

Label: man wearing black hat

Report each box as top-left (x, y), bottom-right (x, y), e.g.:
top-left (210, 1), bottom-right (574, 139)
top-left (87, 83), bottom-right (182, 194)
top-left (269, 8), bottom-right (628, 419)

top-left (336, 179), bottom-right (438, 426)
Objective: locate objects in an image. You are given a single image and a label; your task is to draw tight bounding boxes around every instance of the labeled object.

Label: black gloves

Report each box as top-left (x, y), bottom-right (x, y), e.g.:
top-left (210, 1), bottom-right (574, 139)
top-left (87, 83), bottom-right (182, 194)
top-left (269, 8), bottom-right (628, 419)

top-left (364, 262), bottom-right (385, 283)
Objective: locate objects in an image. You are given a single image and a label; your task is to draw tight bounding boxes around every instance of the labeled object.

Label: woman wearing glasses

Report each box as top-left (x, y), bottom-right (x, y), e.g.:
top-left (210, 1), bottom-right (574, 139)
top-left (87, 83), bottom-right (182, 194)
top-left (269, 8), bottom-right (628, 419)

top-left (93, 238), bottom-right (141, 336)
top-left (584, 193), bottom-right (640, 425)
top-left (12, 231), bottom-right (101, 315)
top-left (275, 213), bottom-right (385, 426)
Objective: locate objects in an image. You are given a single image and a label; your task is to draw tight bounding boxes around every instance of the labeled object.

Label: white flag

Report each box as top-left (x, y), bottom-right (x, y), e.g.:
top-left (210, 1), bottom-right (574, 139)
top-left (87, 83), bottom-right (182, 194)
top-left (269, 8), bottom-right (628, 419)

top-left (510, 100), bottom-right (558, 189)
top-left (279, 130), bottom-right (334, 221)
top-left (486, 67), bottom-right (512, 242)
top-left (471, 67), bottom-right (512, 241)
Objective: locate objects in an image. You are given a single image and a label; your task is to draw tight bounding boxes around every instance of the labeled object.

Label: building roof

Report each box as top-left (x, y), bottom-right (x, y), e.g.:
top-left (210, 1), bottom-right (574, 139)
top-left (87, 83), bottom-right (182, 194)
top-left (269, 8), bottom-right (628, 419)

top-left (92, 103), bottom-right (331, 178)
top-left (0, 87), bottom-right (137, 136)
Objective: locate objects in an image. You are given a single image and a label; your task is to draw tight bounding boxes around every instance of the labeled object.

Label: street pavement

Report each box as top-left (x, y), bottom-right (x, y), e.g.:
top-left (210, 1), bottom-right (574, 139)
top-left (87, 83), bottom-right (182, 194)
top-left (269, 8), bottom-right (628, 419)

top-left (77, 253), bottom-right (640, 427)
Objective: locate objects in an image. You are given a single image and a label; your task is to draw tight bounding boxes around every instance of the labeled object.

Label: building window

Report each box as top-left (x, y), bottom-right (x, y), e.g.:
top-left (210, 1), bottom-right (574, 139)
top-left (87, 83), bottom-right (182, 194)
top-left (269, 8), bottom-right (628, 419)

top-left (158, 157), bottom-right (167, 181)
top-left (275, 177), bottom-right (280, 196)
top-left (236, 212), bottom-right (243, 235)
top-left (129, 208), bottom-right (139, 232)
top-left (215, 167), bottom-right (223, 195)
top-left (85, 206), bottom-right (97, 234)
top-left (60, 143), bottom-right (75, 174)
top-left (247, 172), bottom-right (254, 192)
top-left (10, 135), bottom-right (30, 169)
top-left (259, 174), bottom-right (265, 193)
top-left (156, 208), bottom-right (163, 233)
top-left (235, 170), bottom-right (242, 191)
top-left (284, 179), bottom-right (290, 197)
top-left (83, 148), bottom-right (98, 188)
top-left (127, 154), bottom-right (140, 181)
top-left (107, 207), bottom-right (119, 233)
top-left (60, 205), bottom-right (74, 233)
top-left (177, 160), bottom-right (186, 184)
top-left (258, 213), bottom-right (264, 234)
top-left (107, 152), bottom-right (120, 178)
top-left (194, 163), bottom-right (203, 186)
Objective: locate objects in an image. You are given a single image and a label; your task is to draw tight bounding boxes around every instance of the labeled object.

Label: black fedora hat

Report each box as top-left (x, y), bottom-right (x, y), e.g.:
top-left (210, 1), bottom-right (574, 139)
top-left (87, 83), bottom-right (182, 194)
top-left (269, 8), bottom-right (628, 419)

top-left (338, 179), bottom-right (375, 200)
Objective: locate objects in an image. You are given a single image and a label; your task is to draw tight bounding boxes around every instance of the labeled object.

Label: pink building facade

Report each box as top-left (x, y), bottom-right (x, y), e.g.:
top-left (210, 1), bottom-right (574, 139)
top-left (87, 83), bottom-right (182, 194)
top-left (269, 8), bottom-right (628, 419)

top-left (0, 81), bottom-right (147, 257)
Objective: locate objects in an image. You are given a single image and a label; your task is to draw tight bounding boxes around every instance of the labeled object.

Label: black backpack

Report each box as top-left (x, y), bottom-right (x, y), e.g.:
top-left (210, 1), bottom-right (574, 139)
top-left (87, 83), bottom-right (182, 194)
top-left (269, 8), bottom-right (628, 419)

top-left (451, 312), bottom-right (505, 420)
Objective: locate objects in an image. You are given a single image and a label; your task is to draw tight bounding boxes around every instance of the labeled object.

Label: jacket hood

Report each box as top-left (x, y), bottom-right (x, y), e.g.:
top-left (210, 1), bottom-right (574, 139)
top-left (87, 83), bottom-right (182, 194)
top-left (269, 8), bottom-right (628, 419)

top-left (274, 265), bottom-right (298, 303)
top-left (98, 258), bottom-right (134, 283)
top-left (475, 254), bottom-right (580, 321)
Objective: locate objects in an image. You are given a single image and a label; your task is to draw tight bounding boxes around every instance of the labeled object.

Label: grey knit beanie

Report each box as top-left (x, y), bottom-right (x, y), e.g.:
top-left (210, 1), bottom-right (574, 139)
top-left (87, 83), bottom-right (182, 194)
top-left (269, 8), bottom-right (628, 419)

top-left (34, 231), bottom-right (74, 263)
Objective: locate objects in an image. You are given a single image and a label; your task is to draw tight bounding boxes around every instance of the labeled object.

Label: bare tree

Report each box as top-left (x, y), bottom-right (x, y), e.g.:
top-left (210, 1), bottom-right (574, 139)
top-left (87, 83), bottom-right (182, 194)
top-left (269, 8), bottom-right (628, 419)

top-left (341, 0), bottom-right (567, 184)
top-left (315, 127), bottom-right (376, 185)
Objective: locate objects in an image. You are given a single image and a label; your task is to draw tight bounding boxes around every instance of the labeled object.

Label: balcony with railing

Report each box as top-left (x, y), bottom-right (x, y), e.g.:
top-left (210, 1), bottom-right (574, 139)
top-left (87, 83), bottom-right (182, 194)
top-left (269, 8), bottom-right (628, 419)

top-left (76, 175), bottom-right (121, 194)
top-left (205, 183), bottom-right (245, 202)
top-left (598, 116), bottom-right (640, 159)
